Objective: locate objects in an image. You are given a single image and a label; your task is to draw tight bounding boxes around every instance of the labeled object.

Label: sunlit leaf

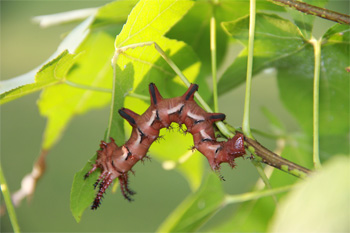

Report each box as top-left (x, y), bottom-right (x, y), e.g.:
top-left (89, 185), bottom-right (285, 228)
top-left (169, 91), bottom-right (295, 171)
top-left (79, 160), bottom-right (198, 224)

top-left (0, 50), bottom-right (77, 104)
top-left (38, 31), bottom-right (115, 149)
top-left (0, 16), bottom-right (94, 96)
top-left (115, 0), bottom-right (194, 48)
top-left (91, 0), bottom-right (138, 28)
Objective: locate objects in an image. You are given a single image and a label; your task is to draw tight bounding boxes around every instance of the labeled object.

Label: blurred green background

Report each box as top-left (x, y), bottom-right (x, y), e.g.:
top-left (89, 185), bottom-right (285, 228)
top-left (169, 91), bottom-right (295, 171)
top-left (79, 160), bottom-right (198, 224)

top-left (1, 0), bottom-right (348, 232)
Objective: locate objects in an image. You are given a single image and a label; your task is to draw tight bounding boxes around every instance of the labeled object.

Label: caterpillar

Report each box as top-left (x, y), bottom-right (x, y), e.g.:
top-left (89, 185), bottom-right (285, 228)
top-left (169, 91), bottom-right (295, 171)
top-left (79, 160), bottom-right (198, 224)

top-left (84, 83), bottom-right (246, 209)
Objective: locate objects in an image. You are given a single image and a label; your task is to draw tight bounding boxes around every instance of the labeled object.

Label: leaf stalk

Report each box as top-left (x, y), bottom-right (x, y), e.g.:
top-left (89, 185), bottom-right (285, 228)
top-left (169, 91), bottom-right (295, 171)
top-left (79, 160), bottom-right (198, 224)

top-left (242, 0), bottom-right (256, 139)
top-left (224, 184), bottom-right (294, 205)
top-left (310, 37), bottom-right (322, 169)
top-left (0, 162), bottom-right (21, 233)
top-left (210, 14), bottom-right (219, 113)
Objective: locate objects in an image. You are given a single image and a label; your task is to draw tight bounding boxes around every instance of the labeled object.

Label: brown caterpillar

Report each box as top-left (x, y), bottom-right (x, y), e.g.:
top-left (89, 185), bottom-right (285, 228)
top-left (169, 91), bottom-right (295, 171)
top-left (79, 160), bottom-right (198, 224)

top-left (85, 83), bottom-right (245, 209)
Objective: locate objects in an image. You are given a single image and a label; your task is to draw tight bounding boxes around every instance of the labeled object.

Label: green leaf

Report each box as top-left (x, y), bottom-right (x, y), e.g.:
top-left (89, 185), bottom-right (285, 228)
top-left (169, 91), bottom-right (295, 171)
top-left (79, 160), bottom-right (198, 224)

top-left (0, 16), bottom-right (94, 98)
top-left (113, 0), bottom-right (207, 96)
top-left (0, 50), bottom-right (77, 104)
top-left (115, 0), bottom-right (194, 48)
top-left (157, 173), bottom-right (225, 232)
top-left (70, 155), bottom-right (98, 223)
top-left (38, 31), bottom-right (115, 149)
top-left (220, 14), bottom-right (349, 138)
top-left (109, 63), bottom-right (135, 143)
top-left (269, 156), bottom-right (350, 232)
top-left (91, 0), bottom-right (139, 28)
top-left (166, 0), bottom-right (284, 74)
top-left (276, 24), bottom-right (350, 136)
top-left (219, 13), bottom-right (306, 95)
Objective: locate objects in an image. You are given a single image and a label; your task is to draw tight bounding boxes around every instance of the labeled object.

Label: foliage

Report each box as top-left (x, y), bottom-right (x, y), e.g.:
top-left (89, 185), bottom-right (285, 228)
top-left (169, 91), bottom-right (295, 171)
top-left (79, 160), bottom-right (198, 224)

top-left (1, 0), bottom-right (349, 232)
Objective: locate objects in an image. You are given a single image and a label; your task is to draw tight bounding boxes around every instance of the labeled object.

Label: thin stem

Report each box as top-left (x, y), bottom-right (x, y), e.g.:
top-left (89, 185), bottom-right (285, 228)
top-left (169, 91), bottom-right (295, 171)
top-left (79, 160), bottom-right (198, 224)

top-left (242, 0), bottom-right (256, 139)
top-left (245, 137), bottom-right (311, 178)
top-left (251, 160), bottom-right (278, 205)
top-left (0, 162), bottom-right (21, 233)
top-left (243, 0), bottom-right (278, 195)
top-left (224, 184), bottom-right (294, 205)
top-left (311, 37), bottom-right (322, 169)
top-left (210, 15), bottom-right (219, 113)
top-left (106, 63), bottom-right (117, 139)
top-left (269, 0), bottom-right (350, 25)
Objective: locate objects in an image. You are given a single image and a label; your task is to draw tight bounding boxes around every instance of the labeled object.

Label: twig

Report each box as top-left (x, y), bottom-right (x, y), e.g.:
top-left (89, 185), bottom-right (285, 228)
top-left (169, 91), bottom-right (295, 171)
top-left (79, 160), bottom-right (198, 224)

top-left (269, 0), bottom-right (350, 25)
top-left (245, 137), bottom-right (311, 178)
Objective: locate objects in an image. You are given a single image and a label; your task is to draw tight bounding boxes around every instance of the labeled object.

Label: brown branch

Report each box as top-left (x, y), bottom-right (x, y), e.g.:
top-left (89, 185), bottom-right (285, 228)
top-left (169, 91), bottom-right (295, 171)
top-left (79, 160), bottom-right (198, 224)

top-left (269, 0), bottom-right (350, 25)
top-left (245, 137), bottom-right (311, 178)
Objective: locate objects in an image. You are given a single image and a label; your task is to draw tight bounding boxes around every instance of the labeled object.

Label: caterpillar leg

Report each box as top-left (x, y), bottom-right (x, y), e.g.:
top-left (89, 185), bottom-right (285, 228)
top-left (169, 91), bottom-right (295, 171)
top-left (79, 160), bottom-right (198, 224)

top-left (119, 173), bottom-right (136, 201)
top-left (91, 172), bottom-right (113, 210)
top-left (84, 164), bottom-right (98, 179)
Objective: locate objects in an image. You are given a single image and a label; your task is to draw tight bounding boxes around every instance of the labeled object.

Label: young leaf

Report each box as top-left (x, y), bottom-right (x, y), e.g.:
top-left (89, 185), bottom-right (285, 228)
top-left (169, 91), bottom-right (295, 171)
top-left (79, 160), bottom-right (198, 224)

top-left (38, 31), bottom-right (115, 149)
top-left (157, 173), bottom-right (225, 233)
top-left (0, 16), bottom-right (94, 97)
top-left (0, 50), bottom-right (77, 104)
top-left (269, 156), bottom-right (350, 232)
top-left (91, 0), bottom-right (138, 28)
top-left (113, 0), bottom-right (208, 97)
top-left (115, 0), bottom-right (194, 48)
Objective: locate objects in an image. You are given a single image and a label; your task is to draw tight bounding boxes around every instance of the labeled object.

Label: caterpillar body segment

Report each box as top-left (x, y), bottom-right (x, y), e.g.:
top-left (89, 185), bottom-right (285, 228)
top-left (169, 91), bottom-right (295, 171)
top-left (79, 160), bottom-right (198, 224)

top-left (85, 83), bottom-right (245, 209)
